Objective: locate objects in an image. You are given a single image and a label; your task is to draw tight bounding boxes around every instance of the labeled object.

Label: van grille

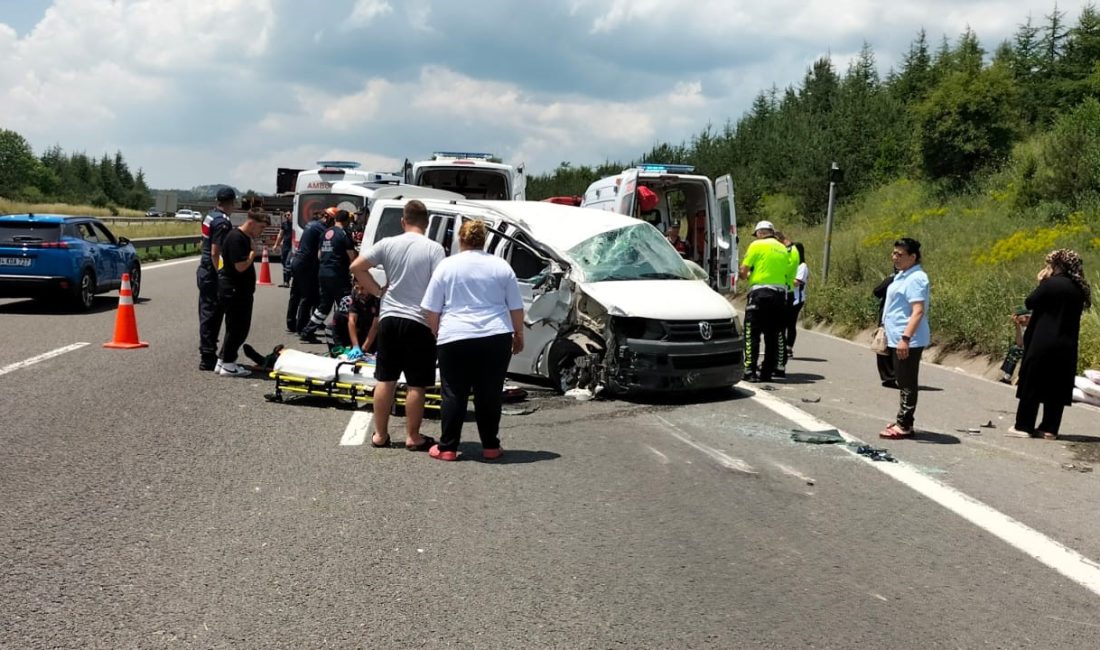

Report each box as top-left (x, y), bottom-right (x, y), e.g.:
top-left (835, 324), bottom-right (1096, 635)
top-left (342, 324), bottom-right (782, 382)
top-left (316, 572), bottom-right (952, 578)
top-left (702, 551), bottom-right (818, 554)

top-left (664, 319), bottom-right (737, 342)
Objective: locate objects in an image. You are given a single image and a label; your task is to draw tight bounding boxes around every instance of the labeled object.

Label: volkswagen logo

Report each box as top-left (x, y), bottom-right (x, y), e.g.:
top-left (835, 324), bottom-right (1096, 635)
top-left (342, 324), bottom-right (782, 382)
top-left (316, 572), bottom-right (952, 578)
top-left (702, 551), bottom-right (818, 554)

top-left (699, 321), bottom-right (713, 341)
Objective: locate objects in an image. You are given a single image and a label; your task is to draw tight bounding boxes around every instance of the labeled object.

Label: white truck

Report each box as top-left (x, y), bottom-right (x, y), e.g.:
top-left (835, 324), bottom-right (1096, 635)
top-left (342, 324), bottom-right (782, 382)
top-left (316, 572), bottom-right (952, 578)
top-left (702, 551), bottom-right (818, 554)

top-left (580, 164), bottom-right (738, 293)
top-left (404, 152), bottom-right (526, 201)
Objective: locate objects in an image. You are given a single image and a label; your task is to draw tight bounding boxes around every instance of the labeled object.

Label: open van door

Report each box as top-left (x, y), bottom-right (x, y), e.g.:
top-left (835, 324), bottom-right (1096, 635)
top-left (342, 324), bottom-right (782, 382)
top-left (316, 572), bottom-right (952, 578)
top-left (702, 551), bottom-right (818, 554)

top-left (615, 168), bottom-right (640, 217)
top-left (401, 159), bottom-right (413, 184)
top-left (714, 174), bottom-right (737, 292)
top-left (513, 163), bottom-right (526, 200)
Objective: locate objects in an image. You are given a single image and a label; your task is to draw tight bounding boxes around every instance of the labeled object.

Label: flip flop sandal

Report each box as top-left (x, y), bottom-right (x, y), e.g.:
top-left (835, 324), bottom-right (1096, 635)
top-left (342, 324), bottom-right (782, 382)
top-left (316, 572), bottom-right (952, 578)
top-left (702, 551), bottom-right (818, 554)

top-left (371, 434), bottom-right (391, 448)
top-left (879, 423), bottom-right (913, 439)
top-left (405, 435), bottom-right (436, 452)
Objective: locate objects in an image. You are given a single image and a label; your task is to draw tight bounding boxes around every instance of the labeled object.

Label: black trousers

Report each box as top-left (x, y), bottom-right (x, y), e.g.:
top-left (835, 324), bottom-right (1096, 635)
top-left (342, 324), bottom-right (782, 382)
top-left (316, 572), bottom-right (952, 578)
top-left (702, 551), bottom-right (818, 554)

top-left (437, 333), bottom-right (513, 453)
top-left (304, 274), bottom-right (350, 336)
top-left (785, 302), bottom-right (804, 353)
top-left (219, 292), bottom-right (254, 364)
top-left (890, 346), bottom-right (923, 429)
top-left (744, 289), bottom-right (786, 378)
top-left (287, 266), bottom-right (319, 333)
top-left (1015, 398), bottom-right (1065, 435)
top-left (876, 351), bottom-right (896, 383)
top-left (196, 265), bottom-right (224, 364)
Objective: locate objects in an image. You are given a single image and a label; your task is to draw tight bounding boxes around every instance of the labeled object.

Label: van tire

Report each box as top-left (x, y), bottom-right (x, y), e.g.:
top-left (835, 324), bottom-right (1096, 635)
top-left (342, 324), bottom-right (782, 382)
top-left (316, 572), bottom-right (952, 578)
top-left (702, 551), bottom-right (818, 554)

top-left (548, 336), bottom-right (598, 394)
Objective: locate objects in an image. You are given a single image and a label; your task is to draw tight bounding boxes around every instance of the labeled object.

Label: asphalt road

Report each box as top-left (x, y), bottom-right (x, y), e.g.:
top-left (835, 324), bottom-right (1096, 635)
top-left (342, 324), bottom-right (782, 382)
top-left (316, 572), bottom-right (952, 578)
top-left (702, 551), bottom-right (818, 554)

top-left (1, 257), bottom-right (1098, 648)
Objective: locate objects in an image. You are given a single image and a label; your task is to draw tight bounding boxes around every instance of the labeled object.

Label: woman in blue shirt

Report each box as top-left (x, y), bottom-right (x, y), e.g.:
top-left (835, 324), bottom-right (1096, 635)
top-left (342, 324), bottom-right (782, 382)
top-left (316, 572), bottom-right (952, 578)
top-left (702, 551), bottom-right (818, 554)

top-left (880, 238), bottom-right (930, 439)
top-left (421, 220), bottom-right (525, 461)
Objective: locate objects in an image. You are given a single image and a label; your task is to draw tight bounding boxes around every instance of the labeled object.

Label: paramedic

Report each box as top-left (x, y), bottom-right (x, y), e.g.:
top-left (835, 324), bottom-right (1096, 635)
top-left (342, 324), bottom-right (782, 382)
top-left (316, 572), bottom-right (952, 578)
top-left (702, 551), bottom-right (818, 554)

top-left (421, 220), bottom-right (524, 462)
top-left (332, 279), bottom-right (380, 357)
top-left (351, 200), bottom-right (445, 452)
top-left (196, 187), bottom-right (236, 371)
top-left (287, 208), bottom-right (329, 335)
top-left (216, 208), bottom-right (270, 377)
top-left (301, 209), bottom-right (356, 343)
top-left (738, 220), bottom-right (792, 382)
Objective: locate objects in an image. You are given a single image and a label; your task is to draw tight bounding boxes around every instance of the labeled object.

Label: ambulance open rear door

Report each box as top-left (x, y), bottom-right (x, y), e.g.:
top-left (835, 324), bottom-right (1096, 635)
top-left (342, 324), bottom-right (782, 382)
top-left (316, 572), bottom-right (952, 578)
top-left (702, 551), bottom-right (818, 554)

top-left (714, 174), bottom-right (738, 293)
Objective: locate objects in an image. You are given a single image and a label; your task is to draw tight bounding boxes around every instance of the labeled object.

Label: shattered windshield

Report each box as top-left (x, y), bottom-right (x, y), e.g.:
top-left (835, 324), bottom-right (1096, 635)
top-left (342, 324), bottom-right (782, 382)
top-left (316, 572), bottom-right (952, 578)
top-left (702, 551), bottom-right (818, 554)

top-left (567, 223), bottom-right (693, 282)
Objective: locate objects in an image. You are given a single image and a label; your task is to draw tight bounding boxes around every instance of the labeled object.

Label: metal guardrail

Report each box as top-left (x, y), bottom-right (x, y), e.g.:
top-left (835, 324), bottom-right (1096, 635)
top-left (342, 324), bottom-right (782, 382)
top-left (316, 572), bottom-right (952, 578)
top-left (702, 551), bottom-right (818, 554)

top-left (129, 235), bottom-right (201, 250)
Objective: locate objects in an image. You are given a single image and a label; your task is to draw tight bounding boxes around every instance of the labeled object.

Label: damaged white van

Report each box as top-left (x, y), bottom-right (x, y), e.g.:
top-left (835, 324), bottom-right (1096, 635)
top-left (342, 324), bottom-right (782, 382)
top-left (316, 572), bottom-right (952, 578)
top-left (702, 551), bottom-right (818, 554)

top-left (580, 164), bottom-right (738, 293)
top-left (361, 198), bottom-right (745, 393)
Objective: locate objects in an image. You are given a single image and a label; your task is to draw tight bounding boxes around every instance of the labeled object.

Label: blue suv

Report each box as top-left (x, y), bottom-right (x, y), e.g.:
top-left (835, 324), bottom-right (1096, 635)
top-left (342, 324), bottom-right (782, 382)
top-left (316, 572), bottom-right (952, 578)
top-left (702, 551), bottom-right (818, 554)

top-left (0, 214), bottom-right (142, 310)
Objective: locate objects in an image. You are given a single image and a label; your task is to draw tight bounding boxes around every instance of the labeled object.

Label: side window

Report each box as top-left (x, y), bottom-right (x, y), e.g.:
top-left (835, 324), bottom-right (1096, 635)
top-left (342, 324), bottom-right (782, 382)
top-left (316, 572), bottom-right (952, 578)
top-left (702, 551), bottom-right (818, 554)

top-left (79, 223), bottom-right (100, 243)
top-left (427, 213), bottom-right (457, 255)
top-left (504, 234), bottom-right (548, 282)
top-left (93, 223), bottom-right (116, 244)
top-left (373, 207), bottom-right (404, 243)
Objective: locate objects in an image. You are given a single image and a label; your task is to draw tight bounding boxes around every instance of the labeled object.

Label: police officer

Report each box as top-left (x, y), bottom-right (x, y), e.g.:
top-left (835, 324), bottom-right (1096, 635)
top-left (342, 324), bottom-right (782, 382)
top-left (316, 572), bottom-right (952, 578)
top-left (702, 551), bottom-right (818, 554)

top-left (196, 187), bottom-right (236, 371)
top-left (287, 207), bottom-right (331, 336)
top-left (301, 209), bottom-right (356, 343)
top-left (738, 220), bottom-right (794, 382)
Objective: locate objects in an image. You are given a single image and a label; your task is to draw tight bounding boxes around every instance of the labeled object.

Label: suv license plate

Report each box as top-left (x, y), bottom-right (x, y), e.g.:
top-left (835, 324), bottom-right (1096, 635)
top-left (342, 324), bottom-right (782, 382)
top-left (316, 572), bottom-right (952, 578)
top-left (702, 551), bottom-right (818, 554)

top-left (0, 257), bottom-right (31, 267)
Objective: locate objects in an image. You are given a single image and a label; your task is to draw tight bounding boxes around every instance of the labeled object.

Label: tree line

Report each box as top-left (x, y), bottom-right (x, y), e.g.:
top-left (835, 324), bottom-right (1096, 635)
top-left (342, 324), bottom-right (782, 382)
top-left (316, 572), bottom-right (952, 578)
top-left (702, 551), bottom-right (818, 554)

top-left (528, 5), bottom-right (1100, 225)
top-left (0, 129), bottom-right (153, 212)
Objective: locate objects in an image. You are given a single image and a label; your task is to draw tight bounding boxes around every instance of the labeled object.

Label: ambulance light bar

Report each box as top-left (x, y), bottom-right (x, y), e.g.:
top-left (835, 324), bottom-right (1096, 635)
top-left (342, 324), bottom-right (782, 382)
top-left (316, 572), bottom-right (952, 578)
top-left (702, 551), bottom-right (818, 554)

top-left (316, 161), bottom-right (361, 169)
top-left (638, 164), bottom-right (695, 174)
top-left (432, 151), bottom-right (495, 160)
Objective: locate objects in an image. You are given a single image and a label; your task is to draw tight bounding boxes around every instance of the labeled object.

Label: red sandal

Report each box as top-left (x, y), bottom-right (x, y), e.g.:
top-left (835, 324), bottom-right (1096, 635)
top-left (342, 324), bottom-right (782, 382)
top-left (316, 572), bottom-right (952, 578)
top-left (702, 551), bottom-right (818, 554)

top-left (879, 423), bottom-right (913, 439)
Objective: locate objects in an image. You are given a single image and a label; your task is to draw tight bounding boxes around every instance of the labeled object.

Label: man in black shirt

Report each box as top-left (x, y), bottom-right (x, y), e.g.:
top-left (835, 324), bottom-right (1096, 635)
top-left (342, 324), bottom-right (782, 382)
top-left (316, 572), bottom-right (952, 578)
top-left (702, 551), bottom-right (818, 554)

top-left (302, 209), bottom-right (357, 343)
top-left (196, 187), bottom-right (236, 370)
top-left (217, 209), bottom-right (271, 377)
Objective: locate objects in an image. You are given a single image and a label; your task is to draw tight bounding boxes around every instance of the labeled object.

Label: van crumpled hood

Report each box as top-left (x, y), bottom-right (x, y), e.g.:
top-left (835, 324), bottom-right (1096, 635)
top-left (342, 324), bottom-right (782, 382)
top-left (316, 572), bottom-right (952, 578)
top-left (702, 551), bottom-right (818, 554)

top-left (579, 280), bottom-right (736, 321)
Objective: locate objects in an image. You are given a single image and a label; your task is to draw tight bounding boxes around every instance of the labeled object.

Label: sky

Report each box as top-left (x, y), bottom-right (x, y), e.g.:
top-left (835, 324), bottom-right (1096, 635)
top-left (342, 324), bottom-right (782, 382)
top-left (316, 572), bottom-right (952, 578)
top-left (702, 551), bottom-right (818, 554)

top-left (0, 0), bottom-right (1089, 193)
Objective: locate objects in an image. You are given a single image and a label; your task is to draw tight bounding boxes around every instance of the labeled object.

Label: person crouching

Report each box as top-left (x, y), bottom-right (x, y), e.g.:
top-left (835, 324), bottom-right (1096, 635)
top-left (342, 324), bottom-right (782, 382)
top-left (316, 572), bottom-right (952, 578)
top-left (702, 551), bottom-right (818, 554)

top-left (420, 220), bottom-right (525, 461)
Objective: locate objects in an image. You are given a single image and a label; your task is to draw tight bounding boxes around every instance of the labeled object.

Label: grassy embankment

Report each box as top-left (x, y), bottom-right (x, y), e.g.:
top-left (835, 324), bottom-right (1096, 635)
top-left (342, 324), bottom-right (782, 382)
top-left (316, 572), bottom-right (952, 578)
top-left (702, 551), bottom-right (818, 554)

top-left (1, 199), bottom-right (201, 262)
top-left (767, 178), bottom-right (1100, 372)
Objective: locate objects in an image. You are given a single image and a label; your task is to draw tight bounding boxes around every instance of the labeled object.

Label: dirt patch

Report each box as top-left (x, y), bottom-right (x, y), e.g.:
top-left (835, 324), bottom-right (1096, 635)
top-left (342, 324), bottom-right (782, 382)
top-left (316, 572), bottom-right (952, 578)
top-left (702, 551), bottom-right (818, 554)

top-left (1064, 441), bottom-right (1100, 464)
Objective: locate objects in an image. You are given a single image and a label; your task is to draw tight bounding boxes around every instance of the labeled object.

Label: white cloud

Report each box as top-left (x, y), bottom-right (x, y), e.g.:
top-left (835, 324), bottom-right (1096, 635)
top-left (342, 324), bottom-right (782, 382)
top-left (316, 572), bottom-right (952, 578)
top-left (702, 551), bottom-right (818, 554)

top-left (346, 0), bottom-right (393, 28)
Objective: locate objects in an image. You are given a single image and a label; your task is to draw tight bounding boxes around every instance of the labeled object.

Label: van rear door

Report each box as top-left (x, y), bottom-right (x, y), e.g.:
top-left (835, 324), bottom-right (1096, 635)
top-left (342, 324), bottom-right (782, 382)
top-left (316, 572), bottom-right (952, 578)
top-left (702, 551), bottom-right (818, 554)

top-left (714, 174), bottom-right (738, 292)
top-left (615, 169), bottom-right (640, 217)
top-left (512, 163), bottom-right (526, 200)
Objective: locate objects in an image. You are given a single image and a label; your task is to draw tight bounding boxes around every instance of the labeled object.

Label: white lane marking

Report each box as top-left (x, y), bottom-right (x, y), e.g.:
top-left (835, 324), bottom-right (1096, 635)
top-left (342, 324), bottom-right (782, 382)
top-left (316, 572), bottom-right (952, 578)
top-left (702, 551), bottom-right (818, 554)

top-left (0, 343), bottom-right (90, 377)
top-left (644, 445), bottom-right (670, 464)
top-left (340, 411), bottom-right (372, 446)
top-left (749, 388), bottom-right (1100, 598)
top-left (653, 415), bottom-right (757, 474)
top-left (143, 256), bottom-right (200, 270)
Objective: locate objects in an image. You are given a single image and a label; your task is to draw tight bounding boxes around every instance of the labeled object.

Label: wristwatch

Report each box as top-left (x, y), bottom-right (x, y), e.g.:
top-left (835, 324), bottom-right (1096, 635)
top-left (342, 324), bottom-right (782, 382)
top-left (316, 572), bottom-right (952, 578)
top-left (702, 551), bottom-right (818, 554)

top-left (901, 335), bottom-right (911, 342)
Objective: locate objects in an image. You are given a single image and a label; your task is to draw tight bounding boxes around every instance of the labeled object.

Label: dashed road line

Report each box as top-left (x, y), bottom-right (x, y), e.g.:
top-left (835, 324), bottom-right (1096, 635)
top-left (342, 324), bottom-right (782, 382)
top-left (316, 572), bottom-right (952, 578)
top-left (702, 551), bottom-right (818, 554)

top-left (0, 342), bottom-right (90, 377)
top-left (340, 411), bottom-right (372, 446)
top-left (749, 388), bottom-right (1100, 599)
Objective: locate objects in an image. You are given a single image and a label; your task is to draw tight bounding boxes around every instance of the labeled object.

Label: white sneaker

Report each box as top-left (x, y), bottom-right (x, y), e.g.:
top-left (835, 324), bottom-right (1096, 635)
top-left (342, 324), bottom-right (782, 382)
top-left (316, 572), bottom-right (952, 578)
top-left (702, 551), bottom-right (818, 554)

top-left (218, 362), bottom-right (251, 377)
top-left (214, 359), bottom-right (224, 374)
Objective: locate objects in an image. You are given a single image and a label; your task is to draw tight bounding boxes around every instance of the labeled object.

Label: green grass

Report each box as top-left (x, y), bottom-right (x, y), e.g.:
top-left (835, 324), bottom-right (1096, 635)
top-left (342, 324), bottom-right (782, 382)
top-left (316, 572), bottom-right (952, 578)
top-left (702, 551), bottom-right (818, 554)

top-left (138, 243), bottom-right (200, 263)
top-left (110, 221), bottom-right (201, 238)
top-left (761, 178), bottom-right (1100, 372)
top-left (0, 198), bottom-right (145, 218)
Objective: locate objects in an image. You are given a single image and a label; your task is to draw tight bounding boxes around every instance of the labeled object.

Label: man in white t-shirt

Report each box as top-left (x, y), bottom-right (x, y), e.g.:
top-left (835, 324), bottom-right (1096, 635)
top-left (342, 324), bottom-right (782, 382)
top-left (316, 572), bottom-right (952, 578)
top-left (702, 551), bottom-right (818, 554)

top-left (351, 200), bottom-right (445, 451)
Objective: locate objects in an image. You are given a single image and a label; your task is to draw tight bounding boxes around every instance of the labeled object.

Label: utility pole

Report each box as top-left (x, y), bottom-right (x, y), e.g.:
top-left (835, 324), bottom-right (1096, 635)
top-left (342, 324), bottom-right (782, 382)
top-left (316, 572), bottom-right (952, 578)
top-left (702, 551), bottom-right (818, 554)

top-left (822, 162), bottom-right (841, 282)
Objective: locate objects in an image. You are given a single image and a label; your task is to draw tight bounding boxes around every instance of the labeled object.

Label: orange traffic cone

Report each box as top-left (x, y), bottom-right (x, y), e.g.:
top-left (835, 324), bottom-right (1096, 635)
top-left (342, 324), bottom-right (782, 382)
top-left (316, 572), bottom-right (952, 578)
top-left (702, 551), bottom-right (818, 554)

top-left (103, 273), bottom-right (148, 349)
top-left (257, 246), bottom-right (273, 286)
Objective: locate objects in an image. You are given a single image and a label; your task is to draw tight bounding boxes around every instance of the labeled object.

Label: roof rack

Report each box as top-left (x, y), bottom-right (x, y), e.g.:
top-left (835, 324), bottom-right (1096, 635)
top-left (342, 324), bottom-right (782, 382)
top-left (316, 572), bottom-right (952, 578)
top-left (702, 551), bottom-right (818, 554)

top-left (638, 163), bottom-right (696, 174)
top-left (432, 151), bottom-right (495, 160)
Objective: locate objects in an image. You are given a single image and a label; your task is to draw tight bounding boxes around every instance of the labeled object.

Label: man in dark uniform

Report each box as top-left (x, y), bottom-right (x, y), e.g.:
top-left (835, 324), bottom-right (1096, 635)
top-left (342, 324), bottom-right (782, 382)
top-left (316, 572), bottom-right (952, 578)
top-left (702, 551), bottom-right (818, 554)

top-left (287, 208), bottom-right (330, 335)
top-left (216, 208), bottom-right (271, 377)
top-left (273, 210), bottom-right (294, 287)
top-left (302, 209), bottom-right (357, 343)
top-left (196, 187), bottom-right (236, 371)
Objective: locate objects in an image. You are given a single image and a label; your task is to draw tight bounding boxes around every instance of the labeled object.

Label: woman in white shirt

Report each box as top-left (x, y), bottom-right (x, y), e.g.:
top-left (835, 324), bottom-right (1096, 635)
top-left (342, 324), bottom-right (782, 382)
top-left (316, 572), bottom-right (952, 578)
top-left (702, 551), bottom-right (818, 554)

top-left (786, 242), bottom-right (809, 358)
top-left (421, 220), bottom-right (525, 462)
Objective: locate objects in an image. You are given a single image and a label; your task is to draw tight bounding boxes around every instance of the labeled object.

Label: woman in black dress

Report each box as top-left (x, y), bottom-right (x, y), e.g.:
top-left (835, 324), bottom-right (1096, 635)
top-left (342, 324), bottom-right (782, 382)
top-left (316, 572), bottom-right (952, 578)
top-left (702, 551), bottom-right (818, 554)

top-left (1012, 249), bottom-right (1092, 440)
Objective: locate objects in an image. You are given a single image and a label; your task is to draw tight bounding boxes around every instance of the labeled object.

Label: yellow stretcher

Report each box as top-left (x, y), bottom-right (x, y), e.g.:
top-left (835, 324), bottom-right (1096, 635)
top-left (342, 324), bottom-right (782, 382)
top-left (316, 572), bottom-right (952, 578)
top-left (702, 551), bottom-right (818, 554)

top-left (264, 349), bottom-right (443, 412)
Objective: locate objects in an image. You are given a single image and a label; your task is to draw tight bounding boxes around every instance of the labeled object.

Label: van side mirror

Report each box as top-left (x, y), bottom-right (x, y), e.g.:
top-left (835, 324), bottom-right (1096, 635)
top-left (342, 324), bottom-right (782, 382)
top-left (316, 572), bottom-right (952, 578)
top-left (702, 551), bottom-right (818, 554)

top-left (684, 260), bottom-right (708, 281)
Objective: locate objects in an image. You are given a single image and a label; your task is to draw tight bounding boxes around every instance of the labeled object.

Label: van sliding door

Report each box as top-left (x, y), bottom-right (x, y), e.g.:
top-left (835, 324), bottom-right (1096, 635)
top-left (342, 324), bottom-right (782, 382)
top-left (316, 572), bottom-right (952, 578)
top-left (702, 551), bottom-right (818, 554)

top-left (615, 169), bottom-right (640, 217)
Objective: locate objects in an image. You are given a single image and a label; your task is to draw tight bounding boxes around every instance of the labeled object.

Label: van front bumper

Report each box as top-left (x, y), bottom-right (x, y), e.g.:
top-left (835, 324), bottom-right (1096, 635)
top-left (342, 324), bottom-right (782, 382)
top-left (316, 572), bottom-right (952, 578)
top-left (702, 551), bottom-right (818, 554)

top-left (610, 338), bottom-right (745, 392)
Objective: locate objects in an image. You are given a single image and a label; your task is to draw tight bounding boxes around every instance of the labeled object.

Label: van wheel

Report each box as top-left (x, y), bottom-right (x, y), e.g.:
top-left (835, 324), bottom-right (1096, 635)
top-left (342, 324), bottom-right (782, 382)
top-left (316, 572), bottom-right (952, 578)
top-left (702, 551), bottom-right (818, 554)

top-left (548, 338), bottom-right (593, 394)
top-left (71, 269), bottom-right (96, 311)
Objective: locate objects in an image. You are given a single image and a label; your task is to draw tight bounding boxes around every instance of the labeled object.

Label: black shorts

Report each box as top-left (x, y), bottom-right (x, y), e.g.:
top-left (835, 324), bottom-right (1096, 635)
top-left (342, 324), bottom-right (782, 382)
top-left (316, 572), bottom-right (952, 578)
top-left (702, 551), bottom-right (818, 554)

top-left (375, 317), bottom-right (437, 387)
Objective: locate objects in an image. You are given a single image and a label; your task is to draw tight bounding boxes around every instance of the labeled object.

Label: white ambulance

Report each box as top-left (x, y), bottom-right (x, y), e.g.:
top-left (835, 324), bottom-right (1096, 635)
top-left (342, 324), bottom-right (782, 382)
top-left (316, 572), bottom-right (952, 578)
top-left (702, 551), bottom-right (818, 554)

top-left (580, 164), bottom-right (738, 293)
top-left (404, 152), bottom-right (526, 201)
top-left (291, 161), bottom-right (458, 245)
